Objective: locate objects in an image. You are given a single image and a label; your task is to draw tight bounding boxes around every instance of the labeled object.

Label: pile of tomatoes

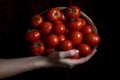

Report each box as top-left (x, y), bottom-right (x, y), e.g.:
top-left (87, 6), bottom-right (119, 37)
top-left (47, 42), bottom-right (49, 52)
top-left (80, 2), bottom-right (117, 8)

top-left (25, 5), bottom-right (101, 59)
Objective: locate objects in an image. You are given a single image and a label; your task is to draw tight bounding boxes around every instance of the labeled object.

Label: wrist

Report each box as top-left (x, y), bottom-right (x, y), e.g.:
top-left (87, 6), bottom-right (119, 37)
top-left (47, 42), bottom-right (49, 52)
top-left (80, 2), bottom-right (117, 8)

top-left (31, 56), bottom-right (53, 69)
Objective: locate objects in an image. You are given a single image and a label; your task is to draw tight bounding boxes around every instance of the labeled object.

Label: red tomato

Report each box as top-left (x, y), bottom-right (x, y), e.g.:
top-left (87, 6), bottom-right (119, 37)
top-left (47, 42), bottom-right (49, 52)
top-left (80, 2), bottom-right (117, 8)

top-left (44, 47), bottom-right (55, 55)
top-left (47, 8), bottom-right (61, 22)
top-left (31, 40), bottom-right (45, 56)
top-left (85, 33), bottom-right (101, 46)
top-left (77, 43), bottom-right (92, 56)
top-left (66, 5), bottom-right (80, 18)
top-left (26, 29), bottom-right (40, 42)
top-left (53, 22), bottom-right (66, 35)
top-left (81, 18), bottom-right (87, 26)
top-left (70, 53), bottom-right (80, 59)
top-left (80, 24), bottom-right (94, 35)
top-left (69, 31), bottom-right (83, 45)
top-left (68, 18), bottom-right (83, 31)
top-left (58, 34), bottom-right (66, 41)
top-left (53, 20), bottom-right (63, 24)
top-left (40, 21), bottom-right (53, 35)
top-left (46, 34), bottom-right (60, 47)
top-left (31, 14), bottom-right (43, 28)
top-left (59, 40), bottom-right (73, 51)
top-left (59, 12), bottom-right (67, 23)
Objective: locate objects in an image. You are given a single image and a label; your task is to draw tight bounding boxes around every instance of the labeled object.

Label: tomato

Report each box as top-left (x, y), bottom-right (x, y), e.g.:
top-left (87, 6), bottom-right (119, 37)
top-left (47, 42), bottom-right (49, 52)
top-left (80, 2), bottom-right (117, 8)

top-left (40, 21), bottom-right (53, 35)
top-left (53, 22), bottom-right (66, 35)
top-left (26, 29), bottom-right (41, 42)
top-left (77, 43), bottom-right (92, 56)
top-left (31, 14), bottom-right (43, 28)
top-left (46, 34), bottom-right (60, 47)
top-left (44, 47), bottom-right (55, 55)
top-left (81, 18), bottom-right (87, 26)
top-left (47, 8), bottom-right (61, 22)
top-left (85, 33), bottom-right (101, 46)
top-left (53, 20), bottom-right (63, 24)
top-left (31, 40), bottom-right (45, 56)
top-left (59, 12), bottom-right (67, 23)
top-left (26, 6), bottom-right (101, 59)
top-left (58, 34), bottom-right (66, 41)
top-left (80, 24), bottom-right (94, 35)
top-left (69, 31), bottom-right (83, 45)
top-left (70, 53), bottom-right (80, 59)
top-left (66, 5), bottom-right (80, 18)
top-left (68, 18), bottom-right (83, 31)
top-left (59, 40), bottom-right (73, 51)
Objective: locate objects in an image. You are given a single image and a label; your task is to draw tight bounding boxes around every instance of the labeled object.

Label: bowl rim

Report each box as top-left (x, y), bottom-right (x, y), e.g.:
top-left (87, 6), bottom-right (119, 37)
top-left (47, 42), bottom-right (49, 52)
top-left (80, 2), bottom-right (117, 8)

top-left (40, 7), bottom-right (97, 33)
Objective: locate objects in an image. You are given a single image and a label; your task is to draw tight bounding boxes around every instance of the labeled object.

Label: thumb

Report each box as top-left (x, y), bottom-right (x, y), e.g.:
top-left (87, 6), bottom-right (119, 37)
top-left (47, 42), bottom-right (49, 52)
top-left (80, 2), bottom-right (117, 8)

top-left (58, 49), bottom-right (79, 59)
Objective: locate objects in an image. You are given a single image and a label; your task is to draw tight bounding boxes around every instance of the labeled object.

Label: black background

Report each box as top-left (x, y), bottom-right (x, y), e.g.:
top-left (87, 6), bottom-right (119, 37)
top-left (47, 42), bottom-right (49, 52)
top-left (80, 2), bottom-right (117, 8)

top-left (0, 0), bottom-right (115, 80)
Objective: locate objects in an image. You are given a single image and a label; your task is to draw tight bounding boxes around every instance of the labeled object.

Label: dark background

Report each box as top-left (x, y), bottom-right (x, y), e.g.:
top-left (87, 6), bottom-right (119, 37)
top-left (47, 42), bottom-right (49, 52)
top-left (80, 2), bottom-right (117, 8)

top-left (0, 0), bottom-right (114, 80)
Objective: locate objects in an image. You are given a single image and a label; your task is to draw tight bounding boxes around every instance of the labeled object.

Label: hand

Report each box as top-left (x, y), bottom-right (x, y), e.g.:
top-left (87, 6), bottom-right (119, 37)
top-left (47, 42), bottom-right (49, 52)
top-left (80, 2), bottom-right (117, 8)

top-left (44, 49), bottom-right (79, 67)
top-left (59, 49), bottom-right (97, 68)
top-left (0, 50), bottom-right (78, 79)
top-left (41, 48), bottom-right (97, 68)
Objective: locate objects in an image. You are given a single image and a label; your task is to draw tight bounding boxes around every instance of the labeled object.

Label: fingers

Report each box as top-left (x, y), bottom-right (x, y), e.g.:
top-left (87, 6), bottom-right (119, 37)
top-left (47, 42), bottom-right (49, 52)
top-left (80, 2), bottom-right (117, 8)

top-left (59, 58), bottom-right (78, 68)
top-left (47, 48), bottom-right (97, 68)
top-left (45, 49), bottom-right (79, 68)
top-left (58, 49), bottom-right (79, 59)
top-left (59, 49), bottom-right (97, 68)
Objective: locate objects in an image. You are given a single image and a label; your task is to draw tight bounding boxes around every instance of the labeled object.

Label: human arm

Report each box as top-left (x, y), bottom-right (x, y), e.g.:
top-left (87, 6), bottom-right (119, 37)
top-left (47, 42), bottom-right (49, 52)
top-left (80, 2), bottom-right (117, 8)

top-left (0, 48), bottom-right (96, 79)
top-left (0, 49), bottom-right (79, 79)
top-left (0, 56), bottom-right (49, 79)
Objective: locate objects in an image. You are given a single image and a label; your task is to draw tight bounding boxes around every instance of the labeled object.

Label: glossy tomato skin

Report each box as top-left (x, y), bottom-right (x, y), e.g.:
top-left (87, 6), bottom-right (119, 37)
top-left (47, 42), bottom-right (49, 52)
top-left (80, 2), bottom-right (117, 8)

top-left (81, 18), bottom-right (87, 26)
top-left (47, 8), bottom-right (61, 22)
top-left (31, 40), bottom-right (45, 56)
top-left (77, 43), bottom-right (92, 56)
top-left (80, 24), bottom-right (94, 35)
top-left (59, 12), bottom-right (67, 23)
top-left (31, 14), bottom-right (43, 28)
top-left (69, 31), bottom-right (83, 45)
top-left (70, 53), bottom-right (80, 59)
top-left (66, 5), bottom-right (80, 18)
top-left (59, 40), bottom-right (73, 51)
top-left (58, 34), bottom-right (66, 41)
top-left (46, 34), bottom-right (60, 47)
top-left (26, 29), bottom-right (40, 42)
top-left (85, 33), bottom-right (101, 46)
top-left (40, 21), bottom-right (53, 35)
top-left (69, 18), bottom-right (83, 31)
top-left (53, 22), bottom-right (66, 35)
